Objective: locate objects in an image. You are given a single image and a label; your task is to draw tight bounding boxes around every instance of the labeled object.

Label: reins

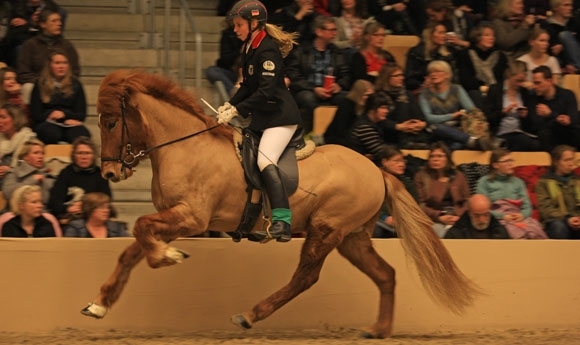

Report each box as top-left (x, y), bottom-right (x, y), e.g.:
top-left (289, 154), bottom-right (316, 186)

top-left (101, 97), bottom-right (220, 172)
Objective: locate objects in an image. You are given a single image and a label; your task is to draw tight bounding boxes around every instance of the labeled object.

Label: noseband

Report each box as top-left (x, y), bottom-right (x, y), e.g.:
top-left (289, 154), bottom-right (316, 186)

top-left (100, 96), bottom-right (220, 177)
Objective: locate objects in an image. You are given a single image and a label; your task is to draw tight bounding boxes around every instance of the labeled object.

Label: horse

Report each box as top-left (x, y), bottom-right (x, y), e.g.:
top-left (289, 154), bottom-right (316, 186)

top-left (83, 70), bottom-right (481, 339)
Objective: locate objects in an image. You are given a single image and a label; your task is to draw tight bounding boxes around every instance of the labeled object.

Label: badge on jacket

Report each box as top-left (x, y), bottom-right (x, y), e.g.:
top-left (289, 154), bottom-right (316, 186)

top-left (248, 65), bottom-right (254, 75)
top-left (263, 61), bottom-right (275, 71)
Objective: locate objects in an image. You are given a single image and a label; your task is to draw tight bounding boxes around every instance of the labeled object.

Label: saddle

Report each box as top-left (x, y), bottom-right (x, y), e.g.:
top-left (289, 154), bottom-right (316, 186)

top-left (229, 128), bottom-right (307, 242)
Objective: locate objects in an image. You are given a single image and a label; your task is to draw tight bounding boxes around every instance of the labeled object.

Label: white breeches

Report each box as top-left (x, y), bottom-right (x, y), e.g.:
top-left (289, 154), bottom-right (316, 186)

top-left (257, 125), bottom-right (298, 171)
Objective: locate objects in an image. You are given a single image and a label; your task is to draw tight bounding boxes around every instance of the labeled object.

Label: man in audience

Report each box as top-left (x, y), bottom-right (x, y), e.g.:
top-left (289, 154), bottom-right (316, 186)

top-left (544, 0), bottom-right (580, 74)
top-left (526, 66), bottom-right (580, 151)
top-left (287, 15), bottom-right (350, 133)
top-left (535, 145), bottom-right (580, 239)
top-left (445, 194), bottom-right (510, 239)
top-left (17, 8), bottom-right (79, 103)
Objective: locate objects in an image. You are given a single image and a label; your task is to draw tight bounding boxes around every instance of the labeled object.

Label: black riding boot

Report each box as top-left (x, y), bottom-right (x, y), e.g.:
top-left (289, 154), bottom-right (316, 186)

top-left (248, 164), bottom-right (292, 243)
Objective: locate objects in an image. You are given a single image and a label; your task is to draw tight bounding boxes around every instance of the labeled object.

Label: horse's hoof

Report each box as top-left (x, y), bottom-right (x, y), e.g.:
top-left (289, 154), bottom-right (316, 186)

top-left (80, 303), bottom-right (107, 319)
top-left (359, 327), bottom-right (388, 339)
top-left (165, 246), bottom-right (190, 263)
top-left (231, 313), bottom-right (252, 329)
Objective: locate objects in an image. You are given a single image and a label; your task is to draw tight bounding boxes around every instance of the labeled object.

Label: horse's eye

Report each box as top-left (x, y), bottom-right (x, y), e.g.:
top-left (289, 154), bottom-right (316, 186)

top-left (107, 120), bottom-right (117, 130)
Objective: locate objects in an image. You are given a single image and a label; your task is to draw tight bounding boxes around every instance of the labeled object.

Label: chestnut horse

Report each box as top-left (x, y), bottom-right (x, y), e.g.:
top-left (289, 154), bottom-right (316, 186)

top-left (83, 70), bottom-right (480, 338)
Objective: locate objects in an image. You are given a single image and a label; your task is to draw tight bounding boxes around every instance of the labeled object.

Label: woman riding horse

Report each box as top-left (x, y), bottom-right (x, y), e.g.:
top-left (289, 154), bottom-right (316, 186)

top-left (217, 0), bottom-right (301, 243)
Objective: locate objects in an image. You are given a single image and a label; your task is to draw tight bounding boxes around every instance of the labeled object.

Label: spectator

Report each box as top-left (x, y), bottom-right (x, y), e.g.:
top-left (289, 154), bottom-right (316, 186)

top-left (419, 60), bottom-right (491, 150)
top-left (484, 60), bottom-right (542, 151)
top-left (269, 0), bottom-right (317, 43)
top-left (63, 192), bottom-right (129, 238)
top-left (444, 194), bottom-right (510, 239)
top-left (528, 65), bottom-right (580, 151)
top-left (517, 28), bottom-right (562, 84)
top-left (287, 15), bottom-right (350, 133)
top-left (535, 144), bottom-right (580, 239)
top-left (1, 184), bottom-right (56, 237)
top-left (405, 22), bottom-right (458, 92)
top-left (48, 136), bottom-right (112, 223)
top-left (29, 50), bottom-right (90, 144)
top-left (414, 141), bottom-right (471, 237)
top-left (373, 145), bottom-right (419, 237)
top-left (476, 148), bottom-right (547, 238)
top-left (425, 0), bottom-right (473, 49)
top-left (491, 0), bottom-right (536, 58)
top-left (333, 0), bottom-right (374, 49)
top-left (375, 63), bottom-right (430, 148)
top-left (456, 23), bottom-right (508, 108)
top-left (2, 138), bottom-right (55, 204)
top-left (0, 67), bottom-right (31, 125)
top-left (350, 21), bottom-right (396, 83)
top-left (348, 91), bottom-right (391, 163)
top-left (17, 8), bottom-right (79, 103)
top-left (205, 25), bottom-right (243, 97)
top-left (544, 0), bottom-right (580, 74)
top-left (367, 0), bottom-right (418, 35)
top-left (324, 79), bottom-right (374, 146)
top-left (0, 104), bottom-right (36, 174)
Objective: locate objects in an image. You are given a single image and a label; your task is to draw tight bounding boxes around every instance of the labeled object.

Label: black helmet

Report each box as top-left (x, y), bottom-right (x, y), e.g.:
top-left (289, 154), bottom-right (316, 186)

top-left (227, 0), bottom-right (268, 24)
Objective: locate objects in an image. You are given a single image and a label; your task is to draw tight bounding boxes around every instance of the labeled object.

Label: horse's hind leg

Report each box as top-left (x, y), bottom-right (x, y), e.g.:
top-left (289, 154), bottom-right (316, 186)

top-left (336, 231), bottom-right (395, 339)
top-left (81, 240), bottom-right (145, 318)
top-left (231, 226), bottom-right (343, 328)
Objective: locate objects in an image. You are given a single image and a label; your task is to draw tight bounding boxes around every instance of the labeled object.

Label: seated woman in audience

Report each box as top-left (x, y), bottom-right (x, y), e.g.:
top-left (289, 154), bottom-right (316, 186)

top-left (333, 0), bottom-right (373, 49)
top-left (324, 79), bottom-right (374, 146)
top-left (29, 50), bottom-right (91, 144)
top-left (405, 22), bottom-right (459, 92)
top-left (0, 104), bottom-right (36, 178)
top-left (48, 136), bottom-right (112, 223)
top-left (2, 139), bottom-right (55, 204)
top-left (457, 23), bottom-right (508, 108)
top-left (413, 141), bottom-right (471, 238)
top-left (419, 60), bottom-right (491, 151)
top-left (535, 144), bottom-right (580, 239)
top-left (491, 0), bottom-right (536, 58)
top-left (1, 185), bottom-right (57, 237)
top-left (0, 67), bottom-right (31, 125)
top-left (375, 63), bottom-right (430, 148)
top-left (350, 21), bottom-right (396, 84)
top-left (348, 91), bottom-right (391, 163)
top-left (476, 148), bottom-right (547, 239)
top-left (484, 60), bottom-right (542, 151)
top-left (373, 146), bottom-right (418, 238)
top-left (64, 192), bottom-right (129, 238)
top-left (517, 28), bottom-right (561, 85)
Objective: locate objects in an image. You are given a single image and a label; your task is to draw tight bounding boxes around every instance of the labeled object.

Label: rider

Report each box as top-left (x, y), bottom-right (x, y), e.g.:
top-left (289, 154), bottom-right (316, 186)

top-left (217, 0), bottom-right (302, 242)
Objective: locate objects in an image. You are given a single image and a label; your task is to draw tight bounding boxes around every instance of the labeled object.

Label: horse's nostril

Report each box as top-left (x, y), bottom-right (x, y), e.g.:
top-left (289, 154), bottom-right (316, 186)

top-left (104, 172), bottom-right (115, 180)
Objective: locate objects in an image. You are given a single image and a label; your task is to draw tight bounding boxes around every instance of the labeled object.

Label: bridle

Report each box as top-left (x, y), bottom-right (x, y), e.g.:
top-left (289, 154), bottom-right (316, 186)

top-left (100, 96), bottom-right (220, 177)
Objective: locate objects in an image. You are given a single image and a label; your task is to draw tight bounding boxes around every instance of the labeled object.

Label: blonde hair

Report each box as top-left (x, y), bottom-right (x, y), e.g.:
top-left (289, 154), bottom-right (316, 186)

top-left (427, 60), bottom-right (453, 79)
top-left (17, 139), bottom-right (45, 160)
top-left (264, 23), bottom-right (299, 58)
top-left (1, 103), bottom-right (29, 131)
top-left (38, 50), bottom-right (74, 103)
top-left (10, 185), bottom-right (42, 215)
top-left (346, 79), bottom-right (374, 109)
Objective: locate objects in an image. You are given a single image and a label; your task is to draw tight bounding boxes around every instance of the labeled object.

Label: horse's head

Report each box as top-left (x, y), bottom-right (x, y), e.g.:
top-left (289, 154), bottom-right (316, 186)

top-left (97, 70), bottom-right (149, 182)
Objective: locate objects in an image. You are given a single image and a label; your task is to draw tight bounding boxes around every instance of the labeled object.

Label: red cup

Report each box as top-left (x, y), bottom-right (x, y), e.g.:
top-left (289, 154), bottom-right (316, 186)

top-left (323, 75), bottom-right (335, 90)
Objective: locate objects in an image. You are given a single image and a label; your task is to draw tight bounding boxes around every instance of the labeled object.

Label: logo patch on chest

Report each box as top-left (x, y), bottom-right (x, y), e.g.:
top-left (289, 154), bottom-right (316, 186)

top-left (248, 65), bottom-right (254, 75)
top-left (263, 60), bottom-right (275, 71)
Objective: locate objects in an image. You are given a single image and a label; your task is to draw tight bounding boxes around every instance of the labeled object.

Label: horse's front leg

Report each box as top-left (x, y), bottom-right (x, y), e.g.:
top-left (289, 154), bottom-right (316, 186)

top-left (82, 240), bottom-right (144, 318)
top-left (134, 206), bottom-right (206, 269)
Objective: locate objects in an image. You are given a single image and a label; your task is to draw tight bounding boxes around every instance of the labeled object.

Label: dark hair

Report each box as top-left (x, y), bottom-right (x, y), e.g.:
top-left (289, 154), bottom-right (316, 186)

top-left (81, 192), bottom-right (110, 220)
top-left (469, 22), bottom-right (494, 45)
top-left (375, 63), bottom-right (404, 92)
top-left (364, 91), bottom-right (391, 114)
top-left (488, 148), bottom-right (511, 180)
top-left (426, 0), bottom-right (454, 12)
top-left (313, 15), bottom-right (335, 30)
top-left (532, 65), bottom-right (552, 80)
top-left (38, 8), bottom-right (60, 24)
top-left (377, 145), bottom-right (403, 162)
top-left (424, 141), bottom-right (455, 179)
top-left (71, 136), bottom-right (97, 164)
top-left (550, 145), bottom-right (576, 170)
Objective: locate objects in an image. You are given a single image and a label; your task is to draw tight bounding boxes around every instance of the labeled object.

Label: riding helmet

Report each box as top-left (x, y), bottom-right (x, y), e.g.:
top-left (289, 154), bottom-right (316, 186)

top-left (227, 0), bottom-right (268, 25)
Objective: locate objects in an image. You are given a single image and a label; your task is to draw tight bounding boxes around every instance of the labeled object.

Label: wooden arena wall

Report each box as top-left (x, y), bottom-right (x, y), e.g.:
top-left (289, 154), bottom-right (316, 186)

top-left (0, 238), bottom-right (578, 333)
